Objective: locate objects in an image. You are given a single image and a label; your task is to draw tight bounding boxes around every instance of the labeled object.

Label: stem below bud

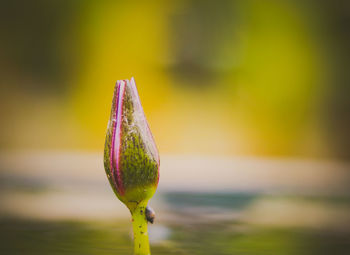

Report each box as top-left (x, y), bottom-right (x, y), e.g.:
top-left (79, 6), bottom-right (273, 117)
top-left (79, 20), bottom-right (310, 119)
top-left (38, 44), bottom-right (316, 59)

top-left (131, 203), bottom-right (150, 255)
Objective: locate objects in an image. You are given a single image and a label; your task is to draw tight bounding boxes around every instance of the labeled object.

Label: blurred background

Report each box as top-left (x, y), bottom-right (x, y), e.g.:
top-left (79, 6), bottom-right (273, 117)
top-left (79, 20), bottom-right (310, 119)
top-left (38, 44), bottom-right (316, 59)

top-left (0, 0), bottom-right (350, 254)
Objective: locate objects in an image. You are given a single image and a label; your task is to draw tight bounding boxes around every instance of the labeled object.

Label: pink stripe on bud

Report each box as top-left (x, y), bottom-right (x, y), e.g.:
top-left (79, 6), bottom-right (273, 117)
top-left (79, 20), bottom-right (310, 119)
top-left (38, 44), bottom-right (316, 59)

top-left (110, 80), bottom-right (126, 194)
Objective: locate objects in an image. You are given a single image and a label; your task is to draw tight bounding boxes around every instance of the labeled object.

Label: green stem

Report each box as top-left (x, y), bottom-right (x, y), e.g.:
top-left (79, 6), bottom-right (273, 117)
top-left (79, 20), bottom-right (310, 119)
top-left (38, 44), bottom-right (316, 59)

top-left (131, 203), bottom-right (150, 255)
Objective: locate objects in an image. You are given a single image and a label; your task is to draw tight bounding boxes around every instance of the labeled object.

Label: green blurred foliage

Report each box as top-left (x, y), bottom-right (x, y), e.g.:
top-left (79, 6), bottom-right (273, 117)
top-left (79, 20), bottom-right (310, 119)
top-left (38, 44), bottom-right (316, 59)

top-left (1, 218), bottom-right (349, 255)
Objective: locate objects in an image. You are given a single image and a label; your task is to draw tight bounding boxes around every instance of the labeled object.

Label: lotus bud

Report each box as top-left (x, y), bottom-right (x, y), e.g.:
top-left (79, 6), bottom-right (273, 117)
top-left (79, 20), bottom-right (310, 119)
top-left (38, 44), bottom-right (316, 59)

top-left (104, 77), bottom-right (159, 255)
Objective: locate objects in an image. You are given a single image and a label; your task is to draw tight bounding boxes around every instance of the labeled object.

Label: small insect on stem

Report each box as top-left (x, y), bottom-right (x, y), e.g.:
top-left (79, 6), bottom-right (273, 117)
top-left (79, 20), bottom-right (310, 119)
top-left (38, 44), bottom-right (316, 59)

top-left (145, 206), bottom-right (155, 224)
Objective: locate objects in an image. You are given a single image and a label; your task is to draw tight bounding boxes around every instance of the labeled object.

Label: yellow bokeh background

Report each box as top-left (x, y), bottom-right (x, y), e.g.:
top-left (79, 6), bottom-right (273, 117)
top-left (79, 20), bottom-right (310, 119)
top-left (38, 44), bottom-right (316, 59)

top-left (1, 0), bottom-right (348, 159)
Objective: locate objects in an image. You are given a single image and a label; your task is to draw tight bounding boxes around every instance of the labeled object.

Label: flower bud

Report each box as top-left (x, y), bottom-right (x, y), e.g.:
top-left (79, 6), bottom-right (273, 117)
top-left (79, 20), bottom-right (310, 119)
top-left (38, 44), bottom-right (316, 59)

top-left (104, 78), bottom-right (159, 211)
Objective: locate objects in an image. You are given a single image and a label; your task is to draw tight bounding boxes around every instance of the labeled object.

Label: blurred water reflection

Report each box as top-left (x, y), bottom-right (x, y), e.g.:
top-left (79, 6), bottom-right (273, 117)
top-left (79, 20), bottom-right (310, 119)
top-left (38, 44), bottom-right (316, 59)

top-left (0, 152), bottom-right (349, 254)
